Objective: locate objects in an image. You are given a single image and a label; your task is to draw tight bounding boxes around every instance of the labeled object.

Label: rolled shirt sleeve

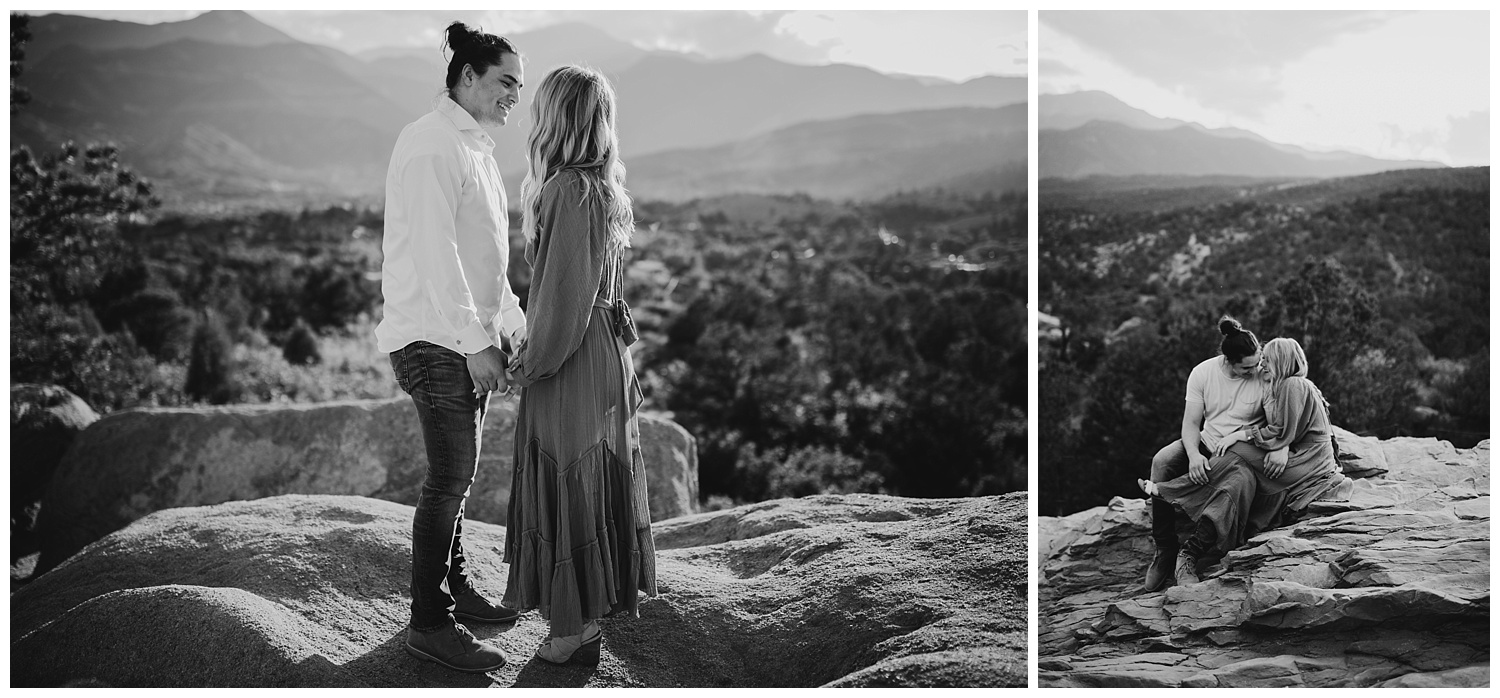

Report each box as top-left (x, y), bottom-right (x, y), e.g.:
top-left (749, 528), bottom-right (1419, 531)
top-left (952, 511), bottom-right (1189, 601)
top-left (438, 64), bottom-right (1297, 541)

top-left (510, 173), bottom-right (606, 387)
top-left (399, 146), bottom-right (493, 354)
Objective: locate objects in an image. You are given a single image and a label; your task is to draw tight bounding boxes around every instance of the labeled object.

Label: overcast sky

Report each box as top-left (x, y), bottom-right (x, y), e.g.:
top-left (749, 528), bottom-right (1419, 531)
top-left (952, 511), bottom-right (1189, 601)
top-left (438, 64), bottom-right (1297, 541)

top-left (1040, 11), bottom-right (1489, 166)
top-left (54, 9), bottom-right (1026, 83)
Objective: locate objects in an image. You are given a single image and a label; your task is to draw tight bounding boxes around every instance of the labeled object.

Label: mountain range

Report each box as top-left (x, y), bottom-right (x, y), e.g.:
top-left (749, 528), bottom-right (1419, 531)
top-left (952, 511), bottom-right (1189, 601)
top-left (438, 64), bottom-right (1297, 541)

top-left (629, 105), bottom-right (1026, 201)
top-left (1039, 91), bottom-right (1446, 181)
top-left (11, 11), bottom-right (1026, 209)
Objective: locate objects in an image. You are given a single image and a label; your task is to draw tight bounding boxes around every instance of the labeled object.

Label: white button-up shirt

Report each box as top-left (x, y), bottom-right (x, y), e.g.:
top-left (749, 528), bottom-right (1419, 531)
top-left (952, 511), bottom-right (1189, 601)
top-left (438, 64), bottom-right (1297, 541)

top-left (376, 96), bottom-right (526, 355)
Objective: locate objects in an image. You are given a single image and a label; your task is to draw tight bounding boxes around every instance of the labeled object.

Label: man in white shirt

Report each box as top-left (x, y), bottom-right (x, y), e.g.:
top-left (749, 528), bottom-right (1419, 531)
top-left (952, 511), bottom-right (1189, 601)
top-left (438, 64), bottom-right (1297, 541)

top-left (377, 22), bottom-right (527, 674)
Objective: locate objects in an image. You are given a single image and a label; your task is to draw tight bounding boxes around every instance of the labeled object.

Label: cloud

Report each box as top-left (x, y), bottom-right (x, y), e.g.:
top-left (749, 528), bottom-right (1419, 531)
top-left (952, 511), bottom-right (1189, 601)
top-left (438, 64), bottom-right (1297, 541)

top-left (1445, 110), bottom-right (1490, 167)
top-left (253, 10), bottom-right (830, 64)
top-left (1042, 11), bottom-right (1391, 118)
top-left (241, 10), bottom-right (1018, 82)
top-left (1039, 59), bottom-right (1078, 77)
top-left (548, 10), bottom-right (830, 63)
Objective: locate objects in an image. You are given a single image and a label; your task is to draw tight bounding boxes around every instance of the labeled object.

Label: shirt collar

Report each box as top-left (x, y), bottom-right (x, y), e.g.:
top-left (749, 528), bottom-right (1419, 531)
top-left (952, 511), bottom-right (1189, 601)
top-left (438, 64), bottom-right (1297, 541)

top-left (437, 95), bottom-right (496, 150)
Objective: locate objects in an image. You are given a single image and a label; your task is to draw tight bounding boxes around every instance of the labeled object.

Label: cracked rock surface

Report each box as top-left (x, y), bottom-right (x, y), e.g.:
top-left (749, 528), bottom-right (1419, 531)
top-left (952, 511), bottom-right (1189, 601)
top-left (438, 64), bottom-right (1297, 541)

top-left (1040, 428), bottom-right (1489, 688)
top-left (12, 492), bottom-right (1025, 687)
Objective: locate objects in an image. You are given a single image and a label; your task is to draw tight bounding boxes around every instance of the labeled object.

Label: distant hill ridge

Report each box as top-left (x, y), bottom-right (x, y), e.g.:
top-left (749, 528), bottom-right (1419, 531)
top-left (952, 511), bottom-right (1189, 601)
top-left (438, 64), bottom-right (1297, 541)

top-left (13, 11), bottom-right (1024, 209)
top-left (23, 10), bottom-right (297, 61)
top-left (1039, 90), bottom-right (1446, 181)
top-left (1042, 166), bottom-right (1487, 215)
top-left (628, 104), bottom-right (1027, 201)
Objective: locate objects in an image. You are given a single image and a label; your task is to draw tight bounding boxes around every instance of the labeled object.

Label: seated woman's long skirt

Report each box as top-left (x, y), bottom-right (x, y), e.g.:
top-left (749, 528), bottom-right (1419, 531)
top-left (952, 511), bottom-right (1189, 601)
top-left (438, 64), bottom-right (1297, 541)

top-left (1155, 452), bottom-right (1258, 555)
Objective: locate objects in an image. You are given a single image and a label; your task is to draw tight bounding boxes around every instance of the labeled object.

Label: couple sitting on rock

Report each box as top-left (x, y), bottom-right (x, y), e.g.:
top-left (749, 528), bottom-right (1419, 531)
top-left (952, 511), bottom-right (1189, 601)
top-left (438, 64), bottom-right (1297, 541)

top-left (1137, 317), bottom-right (1355, 591)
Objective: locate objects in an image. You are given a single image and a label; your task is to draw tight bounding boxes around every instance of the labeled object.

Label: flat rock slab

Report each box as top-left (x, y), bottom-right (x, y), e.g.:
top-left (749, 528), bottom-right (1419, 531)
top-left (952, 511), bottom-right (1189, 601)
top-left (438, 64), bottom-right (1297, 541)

top-left (1040, 433), bottom-right (1490, 688)
top-left (11, 492), bottom-right (1025, 687)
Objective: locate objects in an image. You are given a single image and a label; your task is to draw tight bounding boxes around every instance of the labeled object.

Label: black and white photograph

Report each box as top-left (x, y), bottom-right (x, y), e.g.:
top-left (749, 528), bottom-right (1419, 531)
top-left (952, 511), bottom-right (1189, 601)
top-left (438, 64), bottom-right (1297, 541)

top-left (8, 9), bottom-right (1028, 687)
top-left (1037, 11), bottom-right (1489, 688)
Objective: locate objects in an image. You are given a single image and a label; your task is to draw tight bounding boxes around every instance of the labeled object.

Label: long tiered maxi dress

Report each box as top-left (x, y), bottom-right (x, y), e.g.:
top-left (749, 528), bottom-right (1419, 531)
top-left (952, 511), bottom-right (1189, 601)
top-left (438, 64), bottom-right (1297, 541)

top-left (502, 170), bottom-right (656, 639)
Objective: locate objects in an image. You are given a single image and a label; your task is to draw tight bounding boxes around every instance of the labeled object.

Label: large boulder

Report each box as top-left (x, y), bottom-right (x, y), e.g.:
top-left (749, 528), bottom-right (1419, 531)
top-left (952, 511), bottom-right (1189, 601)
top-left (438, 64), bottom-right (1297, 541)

top-left (34, 397), bottom-right (697, 572)
top-left (1039, 431), bottom-right (1489, 688)
top-left (10, 385), bottom-right (99, 557)
top-left (11, 491), bottom-right (1026, 687)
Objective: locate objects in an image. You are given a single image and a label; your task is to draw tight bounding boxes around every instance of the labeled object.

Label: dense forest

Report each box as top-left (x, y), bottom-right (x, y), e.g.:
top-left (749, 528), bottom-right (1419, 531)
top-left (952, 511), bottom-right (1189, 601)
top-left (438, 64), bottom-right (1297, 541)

top-left (10, 137), bottom-right (1026, 506)
top-left (630, 192), bottom-right (1027, 503)
top-left (1039, 171), bottom-right (1489, 516)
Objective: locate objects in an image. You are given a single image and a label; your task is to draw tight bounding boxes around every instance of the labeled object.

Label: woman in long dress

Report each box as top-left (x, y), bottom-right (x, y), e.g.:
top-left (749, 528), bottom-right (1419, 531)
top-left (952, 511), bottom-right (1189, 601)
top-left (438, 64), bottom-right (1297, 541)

top-left (1213, 337), bottom-right (1351, 537)
top-left (502, 65), bottom-right (656, 665)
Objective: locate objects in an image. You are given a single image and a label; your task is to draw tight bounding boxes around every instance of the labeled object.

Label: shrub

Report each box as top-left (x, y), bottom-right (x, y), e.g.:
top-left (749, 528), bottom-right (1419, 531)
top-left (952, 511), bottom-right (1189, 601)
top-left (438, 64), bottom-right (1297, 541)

top-left (185, 311), bottom-right (238, 404)
top-left (282, 322), bottom-right (322, 366)
top-left (10, 303), bottom-right (175, 412)
top-left (102, 287), bottom-right (196, 362)
top-left (300, 261), bottom-right (379, 330)
top-left (765, 445), bottom-right (883, 499)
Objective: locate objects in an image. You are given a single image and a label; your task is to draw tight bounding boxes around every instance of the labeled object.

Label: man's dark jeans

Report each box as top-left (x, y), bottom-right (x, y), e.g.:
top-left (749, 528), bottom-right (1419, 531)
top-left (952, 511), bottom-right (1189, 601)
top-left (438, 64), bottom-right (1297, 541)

top-left (1148, 439), bottom-right (1212, 552)
top-left (390, 341), bottom-right (489, 631)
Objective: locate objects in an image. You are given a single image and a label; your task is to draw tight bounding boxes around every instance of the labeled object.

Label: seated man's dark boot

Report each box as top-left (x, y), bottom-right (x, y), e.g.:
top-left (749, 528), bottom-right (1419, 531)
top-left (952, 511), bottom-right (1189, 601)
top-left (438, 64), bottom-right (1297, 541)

top-left (405, 622), bottom-right (507, 673)
top-left (452, 587), bottom-right (520, 623)
top-left (1144, 495), bottom-right (1180, 592)
top-left (1144, 545), bottom-right (1177, 592)
top-left (1174, 551), bottom-right (1200, 586)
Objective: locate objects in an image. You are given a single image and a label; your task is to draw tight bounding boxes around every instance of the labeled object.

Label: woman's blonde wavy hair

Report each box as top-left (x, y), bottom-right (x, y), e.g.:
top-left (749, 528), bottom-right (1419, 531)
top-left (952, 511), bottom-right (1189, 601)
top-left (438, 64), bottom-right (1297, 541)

top-left (1261, 337), bottom-right (1327, 408)
top-left (1261, 337), bottom-right (1308, 384)
top-left (519, 65), bottom-right (633, 253)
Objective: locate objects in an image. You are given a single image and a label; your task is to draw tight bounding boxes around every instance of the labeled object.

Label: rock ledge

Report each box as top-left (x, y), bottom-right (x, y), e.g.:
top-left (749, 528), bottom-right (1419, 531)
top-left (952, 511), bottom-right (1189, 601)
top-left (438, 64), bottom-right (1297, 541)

top-left (1040, 429), bottom-right (1490, 688)
top-left (13, 491), bottom-right (1025, 687)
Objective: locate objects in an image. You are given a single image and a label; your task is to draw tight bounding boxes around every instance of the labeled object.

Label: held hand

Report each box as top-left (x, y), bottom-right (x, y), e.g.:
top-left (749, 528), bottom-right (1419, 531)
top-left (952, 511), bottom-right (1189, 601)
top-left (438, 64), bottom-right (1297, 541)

top-left (1187, 450), bottom-right (1211, 485)
top-left (1264, 447), bottom-right (1289, 479)
top-left (466, 345), bottom-right (509, 397)
top-left (1214, 431), bottom-right (1245, 457)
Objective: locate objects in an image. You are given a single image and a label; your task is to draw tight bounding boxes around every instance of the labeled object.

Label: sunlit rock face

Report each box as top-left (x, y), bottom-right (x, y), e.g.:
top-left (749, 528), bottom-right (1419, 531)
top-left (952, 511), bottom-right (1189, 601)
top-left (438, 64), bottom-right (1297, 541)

top-left (11, 492), bottom-right (1025, 687)
top-left (1040, 427), bottom-right (1489, 688)
top-left (33, 398), bottom-right (698, 573)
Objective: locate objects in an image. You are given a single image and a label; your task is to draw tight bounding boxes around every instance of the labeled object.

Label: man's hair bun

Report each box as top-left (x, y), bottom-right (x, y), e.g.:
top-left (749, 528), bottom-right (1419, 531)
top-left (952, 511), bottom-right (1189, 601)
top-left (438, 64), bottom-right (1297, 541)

top-left (1217, 315), bottom-right (1260, 362)
top-left (445, 21), bottom-right (477, 52)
